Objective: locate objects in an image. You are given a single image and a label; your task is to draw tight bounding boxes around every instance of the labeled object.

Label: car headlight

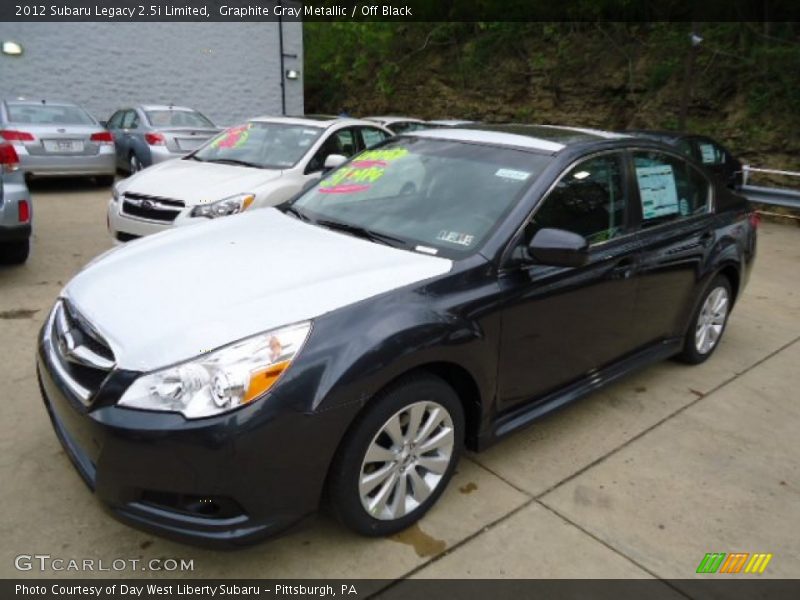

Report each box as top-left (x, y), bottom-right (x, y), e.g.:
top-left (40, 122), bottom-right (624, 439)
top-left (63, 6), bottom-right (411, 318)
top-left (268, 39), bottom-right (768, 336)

top-left (111, 184), bottom-right (121, 202)
top-left (118, 322), bottom-right (311, 419)
top-left (190, 193), bottom-right (255, 218)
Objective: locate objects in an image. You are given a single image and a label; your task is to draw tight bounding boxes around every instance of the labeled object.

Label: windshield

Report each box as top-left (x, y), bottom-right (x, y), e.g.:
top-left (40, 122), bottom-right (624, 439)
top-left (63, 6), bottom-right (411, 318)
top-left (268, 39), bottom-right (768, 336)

top-left (146, 109), bottom-right (215, 128)
top-left (7, 103), bottom-right (95, 125)
top-left (291, 138), bottom-right (552, 257)
top-left (192, 122), bottom-right (323, 169)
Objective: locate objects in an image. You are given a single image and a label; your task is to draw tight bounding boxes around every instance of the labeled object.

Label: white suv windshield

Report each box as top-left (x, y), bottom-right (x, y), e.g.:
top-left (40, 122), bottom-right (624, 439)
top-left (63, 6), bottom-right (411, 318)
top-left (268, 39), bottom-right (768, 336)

top-left (291, 137), bottom-right (552, 257)
top-left (192, 122), bottom-right (323, 169)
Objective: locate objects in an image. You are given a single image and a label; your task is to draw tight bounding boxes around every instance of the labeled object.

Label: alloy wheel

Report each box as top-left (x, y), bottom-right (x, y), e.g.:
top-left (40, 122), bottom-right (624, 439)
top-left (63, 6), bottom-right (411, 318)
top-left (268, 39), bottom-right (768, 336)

top-left (695, 286), bottom-right (729, 355)
top-left (358, 401), bottom-right (454, 521)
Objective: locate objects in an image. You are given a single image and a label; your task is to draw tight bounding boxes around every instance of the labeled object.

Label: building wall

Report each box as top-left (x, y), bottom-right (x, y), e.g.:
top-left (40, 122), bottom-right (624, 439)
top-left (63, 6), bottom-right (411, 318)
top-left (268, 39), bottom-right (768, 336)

top-left (0, 22), bottom-right (304, 126)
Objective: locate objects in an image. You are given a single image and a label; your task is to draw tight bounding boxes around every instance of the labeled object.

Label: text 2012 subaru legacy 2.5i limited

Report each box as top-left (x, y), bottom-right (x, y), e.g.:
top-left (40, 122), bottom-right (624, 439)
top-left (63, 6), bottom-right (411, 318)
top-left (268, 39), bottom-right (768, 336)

top-left (37, 125), bottom-right (757, 546)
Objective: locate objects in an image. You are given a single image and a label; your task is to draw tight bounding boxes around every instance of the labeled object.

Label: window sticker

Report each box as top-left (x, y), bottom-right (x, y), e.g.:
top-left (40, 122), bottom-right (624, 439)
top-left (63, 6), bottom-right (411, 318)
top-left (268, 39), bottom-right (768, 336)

top-left (495, 168), bottom-right (531, 181)
top-left (698, 143), bottom-right (719, 164)
top-left (210, 123), bottom-right (251, 149)
top-left (636, 165), bottom-right (679, 219)
top-left (436, 230), bottom-right (475, 246)
top-left (318, 147), bottom-right (409, 194)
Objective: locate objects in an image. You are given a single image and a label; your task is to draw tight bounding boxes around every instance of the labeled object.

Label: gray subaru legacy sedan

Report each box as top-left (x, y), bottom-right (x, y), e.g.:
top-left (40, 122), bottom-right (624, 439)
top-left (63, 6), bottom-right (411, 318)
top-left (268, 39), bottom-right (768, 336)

top-left (0, 99), bottom-right (116, 186)
top-left (106, 104), bottom-right (220, 174)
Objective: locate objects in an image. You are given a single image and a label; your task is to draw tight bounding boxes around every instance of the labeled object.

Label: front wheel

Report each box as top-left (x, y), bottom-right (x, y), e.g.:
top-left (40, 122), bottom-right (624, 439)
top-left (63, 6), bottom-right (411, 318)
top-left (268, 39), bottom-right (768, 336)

top-left (328, 374), bottom-right (464, 536)
top-left (677, 275), bottom-right (732, 364)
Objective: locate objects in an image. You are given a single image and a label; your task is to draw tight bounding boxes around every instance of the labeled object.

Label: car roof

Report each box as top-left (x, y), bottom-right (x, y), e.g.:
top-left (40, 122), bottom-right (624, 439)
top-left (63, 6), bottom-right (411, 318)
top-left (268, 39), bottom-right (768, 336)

top-left (410, 124), bottom-right (630, 154)
top-left (137, 104), bottom-right (197, 112)
top-left (364, 116), bottom-right (425, 123)
top-left (249, 115), bottom-right (385, 129)
top-left (4, 98), bottom-right (80, 107)
top-left (428, 119), bottom-right (476, 126)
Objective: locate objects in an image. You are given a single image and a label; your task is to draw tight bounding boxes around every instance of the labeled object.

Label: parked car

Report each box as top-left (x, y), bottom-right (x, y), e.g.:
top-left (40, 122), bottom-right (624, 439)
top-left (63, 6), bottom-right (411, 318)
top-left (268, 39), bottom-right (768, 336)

top-left (106, 105), bottom-right (220, 174)
top-left (107, 116), bottom-right (392, 242)
top-left (38, 124), bottom-right (756, 546)
top-left (363, 116), bottom-right (430, 134)
top-left (0, 140), bottom-right (32, 264)
top-left (627, 130), bottom-right (743, 189)
top-left (0, 99), bottom-right (115, 185)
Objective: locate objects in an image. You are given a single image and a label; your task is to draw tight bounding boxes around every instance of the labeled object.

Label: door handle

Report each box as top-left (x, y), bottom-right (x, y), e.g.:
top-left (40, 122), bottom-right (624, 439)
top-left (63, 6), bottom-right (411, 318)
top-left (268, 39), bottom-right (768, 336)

top-left (611, 257), bottom-right (637, 279)
top-left (699, 231), bottom-right (715, 247)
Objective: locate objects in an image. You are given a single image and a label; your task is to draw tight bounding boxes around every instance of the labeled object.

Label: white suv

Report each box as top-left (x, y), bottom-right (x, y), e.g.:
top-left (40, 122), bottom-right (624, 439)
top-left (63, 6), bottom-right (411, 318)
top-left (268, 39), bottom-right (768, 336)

top-left (107, 116), bottom-right (392, 241)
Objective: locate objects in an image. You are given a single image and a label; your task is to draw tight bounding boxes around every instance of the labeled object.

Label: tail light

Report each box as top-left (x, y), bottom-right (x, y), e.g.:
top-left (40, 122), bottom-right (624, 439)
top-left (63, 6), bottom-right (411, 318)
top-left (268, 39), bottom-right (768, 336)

top-left (145, 132), bottom-right (166, 146)
top-left (90, 131), bottom-right (114, 144)
top-left (18, 200), bottom-right (30, 223)
top-left (0, 142), bottom-right (20, 169)
top-left (0, 130), bottom-right (35, 142)
top-left (748, 212), bottom-right (761, 229)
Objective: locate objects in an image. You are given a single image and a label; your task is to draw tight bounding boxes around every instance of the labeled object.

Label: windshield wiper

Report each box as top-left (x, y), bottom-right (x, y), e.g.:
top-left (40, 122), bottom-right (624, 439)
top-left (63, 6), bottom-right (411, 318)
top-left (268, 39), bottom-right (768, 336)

top-left (202, 158), bottom-right (262, 168)
top-left (316, 219), bottom-right (409, 249)
top-left (283, 205), bottom-right (310, 222)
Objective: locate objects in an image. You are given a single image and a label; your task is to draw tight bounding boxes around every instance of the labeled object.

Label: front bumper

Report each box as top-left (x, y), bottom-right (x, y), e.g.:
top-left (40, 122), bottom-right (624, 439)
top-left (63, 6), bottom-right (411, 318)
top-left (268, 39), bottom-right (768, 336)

top-left (36, 319), bottom-right (343, 547)
top-left (106, 198), bottom-right (205, 241)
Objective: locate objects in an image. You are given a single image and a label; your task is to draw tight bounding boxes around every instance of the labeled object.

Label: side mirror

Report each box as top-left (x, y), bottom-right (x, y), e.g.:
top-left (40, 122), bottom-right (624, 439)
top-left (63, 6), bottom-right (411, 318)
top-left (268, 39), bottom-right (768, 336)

top-left (99, 120), bottom-right (108, 128)
top-left (528, 228), bottom-right (589, 268)
top-left (323, 154), bottom-right (347, 171)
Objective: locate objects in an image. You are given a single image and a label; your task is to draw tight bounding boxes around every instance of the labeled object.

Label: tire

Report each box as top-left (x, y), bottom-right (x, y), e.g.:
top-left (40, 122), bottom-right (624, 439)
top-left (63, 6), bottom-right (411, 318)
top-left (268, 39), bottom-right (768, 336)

top-left (95, 175), bottom-right (115, 187)
top-left (128, 154), bottom-right (142, 174)
top-left (677, 275), bottom-right (733, 364)
top-left (0, 239), bottom-right (30, 265)
top-left (328, 373), bottom-right (464, 537)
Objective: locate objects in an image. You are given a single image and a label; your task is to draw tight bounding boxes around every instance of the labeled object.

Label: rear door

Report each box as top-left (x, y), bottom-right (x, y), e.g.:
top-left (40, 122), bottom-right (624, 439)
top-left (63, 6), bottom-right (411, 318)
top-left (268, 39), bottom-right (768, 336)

top-left (496, 151), bottom-right (641, 411)
top-left (629, 149), bottom-right (716, 345)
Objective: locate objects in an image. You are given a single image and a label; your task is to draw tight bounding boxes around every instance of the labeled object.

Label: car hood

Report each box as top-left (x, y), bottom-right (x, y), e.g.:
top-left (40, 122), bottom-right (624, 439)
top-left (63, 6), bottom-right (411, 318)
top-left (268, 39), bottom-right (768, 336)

top-left (119, 159), bottom-right (283, 205)
top-left (64, 209), bottom-right (453, 371)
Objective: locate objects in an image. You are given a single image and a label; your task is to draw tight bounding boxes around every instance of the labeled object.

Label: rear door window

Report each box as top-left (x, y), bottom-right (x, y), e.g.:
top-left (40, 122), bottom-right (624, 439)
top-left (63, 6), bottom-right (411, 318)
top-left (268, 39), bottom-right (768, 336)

top-left (359, 127), bottom-right (391, 149)
top-left (633, 151), bottom-right (712, 225)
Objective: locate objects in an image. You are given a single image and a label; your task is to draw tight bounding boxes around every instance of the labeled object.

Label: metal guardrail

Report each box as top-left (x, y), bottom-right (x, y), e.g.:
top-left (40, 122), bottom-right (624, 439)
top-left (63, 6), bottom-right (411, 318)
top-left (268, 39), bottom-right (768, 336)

top-left (741, 165), bottom-right (800, 210)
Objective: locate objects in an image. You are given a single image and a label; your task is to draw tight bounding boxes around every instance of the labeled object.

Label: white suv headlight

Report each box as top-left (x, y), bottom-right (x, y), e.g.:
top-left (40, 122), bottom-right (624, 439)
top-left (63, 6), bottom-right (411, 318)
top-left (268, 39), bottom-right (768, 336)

top-left (190, 193), bottom-right (255, 218)
top-left (119, 322), bottom-right (311, 419)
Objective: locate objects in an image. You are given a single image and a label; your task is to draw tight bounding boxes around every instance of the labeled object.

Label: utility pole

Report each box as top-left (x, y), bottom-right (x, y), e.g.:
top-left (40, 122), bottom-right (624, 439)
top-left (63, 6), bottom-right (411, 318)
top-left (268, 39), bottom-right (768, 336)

top-left (678, 23), bottom-right (702, 130)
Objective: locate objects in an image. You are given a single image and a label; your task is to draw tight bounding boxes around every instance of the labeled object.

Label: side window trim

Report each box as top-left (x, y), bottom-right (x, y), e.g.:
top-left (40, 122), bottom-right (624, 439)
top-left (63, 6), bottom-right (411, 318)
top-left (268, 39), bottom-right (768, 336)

top-left (630, 147), bottom-right (715, 229)
top-left (499, 149), bottom-right (634, 270)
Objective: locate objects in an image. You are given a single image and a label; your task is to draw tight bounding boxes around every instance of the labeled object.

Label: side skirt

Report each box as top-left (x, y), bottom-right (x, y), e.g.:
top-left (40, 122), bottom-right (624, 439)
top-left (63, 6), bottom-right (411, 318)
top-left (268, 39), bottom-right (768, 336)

top-left (479, 338), bottom-right (683, 450)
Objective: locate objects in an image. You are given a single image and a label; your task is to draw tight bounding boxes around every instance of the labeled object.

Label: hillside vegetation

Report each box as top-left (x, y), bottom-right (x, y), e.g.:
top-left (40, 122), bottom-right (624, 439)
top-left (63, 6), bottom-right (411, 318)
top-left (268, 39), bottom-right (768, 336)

top-left (305, 22), bottom-right (800, 177)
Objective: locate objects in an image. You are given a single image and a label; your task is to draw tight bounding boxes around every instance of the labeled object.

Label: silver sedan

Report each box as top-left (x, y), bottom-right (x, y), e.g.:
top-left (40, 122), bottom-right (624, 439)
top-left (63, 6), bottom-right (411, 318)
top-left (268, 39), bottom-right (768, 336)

top-left (106, 105), bottom-right (220, 174)
top-left (0, 99), bottom-right (116, 185)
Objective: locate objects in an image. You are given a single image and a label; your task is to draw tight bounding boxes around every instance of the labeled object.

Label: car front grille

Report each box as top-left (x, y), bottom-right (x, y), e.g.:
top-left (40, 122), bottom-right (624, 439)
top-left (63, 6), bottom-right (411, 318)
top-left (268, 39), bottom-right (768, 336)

top-left (47, 300), bottom-right (115, 405)
top-left (122, 192), bottom-right (185, 222)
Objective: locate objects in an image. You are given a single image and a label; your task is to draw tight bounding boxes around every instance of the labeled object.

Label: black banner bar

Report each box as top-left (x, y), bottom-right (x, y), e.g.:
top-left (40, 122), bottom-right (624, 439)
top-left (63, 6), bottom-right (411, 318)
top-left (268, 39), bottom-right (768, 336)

top-left (4, 580), bottom-right (800, 600)
top-left (2, 0), bottom-right (800, 22)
